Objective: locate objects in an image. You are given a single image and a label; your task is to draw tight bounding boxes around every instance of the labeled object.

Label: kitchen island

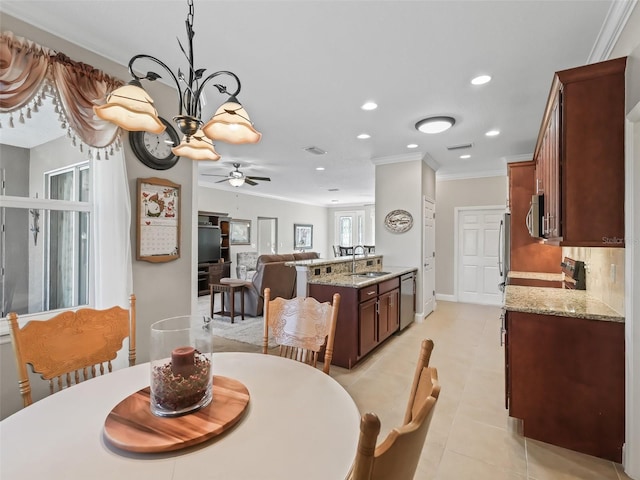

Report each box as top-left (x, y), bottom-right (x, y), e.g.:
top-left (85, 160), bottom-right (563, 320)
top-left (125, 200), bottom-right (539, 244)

top-left (305, 263), bottom-right (417, 369)
top-left (503, 284), bottom-right (624, 462)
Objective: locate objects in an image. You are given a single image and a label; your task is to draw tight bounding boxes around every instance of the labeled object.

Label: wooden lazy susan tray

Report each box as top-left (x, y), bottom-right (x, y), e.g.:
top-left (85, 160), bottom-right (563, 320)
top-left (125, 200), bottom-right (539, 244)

top-left (103, 375), bottom-right (250, 453)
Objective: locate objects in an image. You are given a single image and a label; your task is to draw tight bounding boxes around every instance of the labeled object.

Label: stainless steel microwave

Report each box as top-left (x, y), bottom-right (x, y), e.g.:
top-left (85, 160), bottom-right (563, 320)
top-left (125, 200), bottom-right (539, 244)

top-left (526, 194), bottom-right (544, 238)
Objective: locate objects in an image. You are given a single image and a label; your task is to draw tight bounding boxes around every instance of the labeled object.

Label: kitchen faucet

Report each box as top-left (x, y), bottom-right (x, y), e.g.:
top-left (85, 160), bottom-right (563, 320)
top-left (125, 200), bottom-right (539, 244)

top-left (352, 245), bottom-right (367, 273)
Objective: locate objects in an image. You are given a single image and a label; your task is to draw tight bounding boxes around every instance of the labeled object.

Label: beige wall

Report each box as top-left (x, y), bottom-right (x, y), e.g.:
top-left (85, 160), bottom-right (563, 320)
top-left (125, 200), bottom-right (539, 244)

top-left (435, 175), bottom-right (508, 296)
top-left (198, 186), bottom-right (329, 264)
top-left (374, 157), bottom-right (436, 316)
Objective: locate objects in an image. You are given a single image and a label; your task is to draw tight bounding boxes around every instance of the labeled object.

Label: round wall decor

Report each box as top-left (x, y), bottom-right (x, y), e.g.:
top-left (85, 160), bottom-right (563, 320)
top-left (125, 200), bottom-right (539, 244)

top-left (384, 209), bottom-right (413, 233)
top-left (129, 117), bottom-right (180, 170)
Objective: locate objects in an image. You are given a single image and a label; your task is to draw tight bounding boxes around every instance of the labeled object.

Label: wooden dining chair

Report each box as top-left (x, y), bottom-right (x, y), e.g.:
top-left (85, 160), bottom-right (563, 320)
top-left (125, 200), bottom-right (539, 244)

top-left (262, 287), bottom-right (340, 374)
top-left (7, 294), bottom-right (136, 408)
top-left (350, 339), bottom-right (440, 480)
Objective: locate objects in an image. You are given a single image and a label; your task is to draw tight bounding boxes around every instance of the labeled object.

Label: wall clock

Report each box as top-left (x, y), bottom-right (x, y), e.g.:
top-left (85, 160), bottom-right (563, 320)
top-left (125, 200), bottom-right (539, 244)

top-left (384, 209), bottom-right (413, 233)
top-left (129, 117), bottom-right (180, 170)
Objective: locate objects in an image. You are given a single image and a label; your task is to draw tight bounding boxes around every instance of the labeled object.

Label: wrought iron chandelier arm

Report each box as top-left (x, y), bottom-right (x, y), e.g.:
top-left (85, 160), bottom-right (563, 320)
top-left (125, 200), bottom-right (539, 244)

top-left (128, 54), bottom-right (184, 116)
top-left (193, 70), bottom-right (241, 118)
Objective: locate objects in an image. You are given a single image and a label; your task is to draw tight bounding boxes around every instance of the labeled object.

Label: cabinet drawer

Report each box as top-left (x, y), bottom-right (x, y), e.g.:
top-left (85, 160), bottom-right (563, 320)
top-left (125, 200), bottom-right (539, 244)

top-left (359, 285), bottom-right (378, 302)
top-left (378, 277), bottom-right (400, 295)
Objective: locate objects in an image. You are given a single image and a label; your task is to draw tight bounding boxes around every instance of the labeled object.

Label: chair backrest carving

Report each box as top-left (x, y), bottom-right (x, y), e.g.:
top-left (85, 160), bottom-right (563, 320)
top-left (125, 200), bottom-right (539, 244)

top-left (7, 294), bottom-right (136, 407)
top-left (350, 339), bottom-right (439, 480)
top-left (262, 287), bottom-right (340, 374)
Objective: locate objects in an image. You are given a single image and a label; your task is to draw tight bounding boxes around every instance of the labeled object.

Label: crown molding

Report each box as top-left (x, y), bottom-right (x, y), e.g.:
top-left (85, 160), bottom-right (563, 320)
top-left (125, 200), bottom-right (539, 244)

top-left (370, 152), bottom-right (424, 165)
top-left (587, 0), bottom-right (637, 63)
top-left (436, 168), bottom-right (506, 182)
top-left (502, 153), bottom-right (533, 164)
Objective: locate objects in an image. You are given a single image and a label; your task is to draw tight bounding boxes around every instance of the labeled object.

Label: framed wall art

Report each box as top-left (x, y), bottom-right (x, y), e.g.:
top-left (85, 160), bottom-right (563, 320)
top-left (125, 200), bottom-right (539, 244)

top-left (294, 224), bottom-right (313, 250)
top-left (137, 177), bottom-right (181, 263)
top-left (230, 219), bottom-right (251, 245)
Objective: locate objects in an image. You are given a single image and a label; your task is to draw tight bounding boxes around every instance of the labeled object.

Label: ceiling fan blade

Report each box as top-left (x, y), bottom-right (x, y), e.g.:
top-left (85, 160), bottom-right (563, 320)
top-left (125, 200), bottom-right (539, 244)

top-left (244, 178), bottom-right (258, 186)
top-left (215, 178), bottom-right (230, 184)
top-left (202, 173), bottom-right (229, 178)
top-left (246, 176), bottom-right (271, 182)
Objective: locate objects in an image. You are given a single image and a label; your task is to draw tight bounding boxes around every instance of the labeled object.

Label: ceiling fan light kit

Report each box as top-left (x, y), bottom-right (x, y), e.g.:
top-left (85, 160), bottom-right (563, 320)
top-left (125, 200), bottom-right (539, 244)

top-left (415, 116), bottom-right (456, 134)
top-left (93, 0), bottom-right (261, 162)
top-left (203, 162), bottom-right (271, 187)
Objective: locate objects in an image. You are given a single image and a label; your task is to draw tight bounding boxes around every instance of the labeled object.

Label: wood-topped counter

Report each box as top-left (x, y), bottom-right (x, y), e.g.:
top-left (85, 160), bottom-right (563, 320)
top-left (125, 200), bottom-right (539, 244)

top-left (504, 285), bottom-right (623, 322)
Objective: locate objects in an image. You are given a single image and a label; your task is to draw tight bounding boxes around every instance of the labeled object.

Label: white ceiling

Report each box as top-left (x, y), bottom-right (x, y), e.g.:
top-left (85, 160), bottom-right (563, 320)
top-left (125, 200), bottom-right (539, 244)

top-left (1, 0), bottom-right (629, 206)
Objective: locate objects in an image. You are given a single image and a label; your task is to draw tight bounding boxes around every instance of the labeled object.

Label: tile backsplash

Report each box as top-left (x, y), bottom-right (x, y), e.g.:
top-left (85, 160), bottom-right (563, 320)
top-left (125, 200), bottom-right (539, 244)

top-left (562, 247), bottom-right (625, 315)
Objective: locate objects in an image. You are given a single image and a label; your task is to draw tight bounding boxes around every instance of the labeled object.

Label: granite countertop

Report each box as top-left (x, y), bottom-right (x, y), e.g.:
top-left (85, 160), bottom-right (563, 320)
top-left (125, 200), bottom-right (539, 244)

top-left (285, 255), bottom-right (382, 267)
top-left (508, 271), bottom-right (565, 282)
top-left (307, 266), bottom-right (418, 288)
top-left (505, 285), bottom-right (624, 323)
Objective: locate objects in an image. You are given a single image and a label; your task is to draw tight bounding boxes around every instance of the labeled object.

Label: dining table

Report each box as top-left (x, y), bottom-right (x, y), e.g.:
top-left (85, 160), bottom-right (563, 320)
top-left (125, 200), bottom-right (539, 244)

top-left (0, 352), bottom-right (361, 480)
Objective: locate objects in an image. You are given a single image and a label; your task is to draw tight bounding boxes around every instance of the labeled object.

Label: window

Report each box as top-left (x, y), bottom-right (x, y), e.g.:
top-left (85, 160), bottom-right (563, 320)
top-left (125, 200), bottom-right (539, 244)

top-left (0, 148), bottom-right (91, 318)
top-left (45, 163), bottom-right (90, 310)
top-left (335, 210), bottom-right (365, 247)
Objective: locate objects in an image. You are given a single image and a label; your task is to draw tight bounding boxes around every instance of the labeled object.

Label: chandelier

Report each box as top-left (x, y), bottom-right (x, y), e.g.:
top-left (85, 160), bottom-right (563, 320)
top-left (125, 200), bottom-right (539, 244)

top-left (93, 0), bottom-right (261, 161)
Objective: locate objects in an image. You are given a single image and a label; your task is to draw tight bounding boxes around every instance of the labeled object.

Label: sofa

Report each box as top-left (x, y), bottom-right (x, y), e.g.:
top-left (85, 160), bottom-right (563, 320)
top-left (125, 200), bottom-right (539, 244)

top-left (225, 252), bottom-right (319, 317)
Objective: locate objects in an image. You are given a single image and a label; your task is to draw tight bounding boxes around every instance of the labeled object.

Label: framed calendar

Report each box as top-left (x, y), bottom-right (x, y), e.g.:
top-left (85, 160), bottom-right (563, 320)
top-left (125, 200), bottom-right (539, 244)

top-left (137, 177), bottom-right (181, 263)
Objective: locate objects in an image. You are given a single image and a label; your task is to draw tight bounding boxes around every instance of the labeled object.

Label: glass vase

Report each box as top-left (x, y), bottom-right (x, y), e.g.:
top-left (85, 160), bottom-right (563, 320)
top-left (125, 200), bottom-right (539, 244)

top-left (150, 315), bottom-right (214, 417)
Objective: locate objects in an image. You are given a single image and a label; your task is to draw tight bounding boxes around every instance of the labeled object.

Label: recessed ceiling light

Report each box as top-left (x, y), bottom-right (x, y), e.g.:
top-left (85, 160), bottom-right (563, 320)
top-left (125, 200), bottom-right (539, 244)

top-left (485, 129), bottom-right (500, 137)
top-left (471, 75), bottom-right (492, 85)
top-left (460, 154), bottom-right (471, 159)
top-left (415, 116), bottom-right (455, 134)
top-left (357, 133), bottom-right (371, 139)
top-left (407, 144), bottom-right (418, 149)
top-left (331, 199), bottom-right (339, 203)
top-left (361, 101), bottom-right (377, 111)
top-left (316, 167), bottom-right (325, 171)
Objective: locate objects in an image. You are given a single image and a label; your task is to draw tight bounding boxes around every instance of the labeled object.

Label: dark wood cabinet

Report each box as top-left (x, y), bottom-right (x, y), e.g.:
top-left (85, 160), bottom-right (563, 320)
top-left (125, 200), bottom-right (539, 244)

top-left (505, 309), bottom-right (625, 462)
top-left (309, 275), bottom-right (400, 368)
top-left (197, 211), bottom-right (232, 296)
top-left (378, 287), bottom-right (399, 343)
top-left (358, 298), bottom-right (377, 357)
top-left (533, 57), bottom-right (626, 246)
top-left (508, 161), bottom-right (561, 273)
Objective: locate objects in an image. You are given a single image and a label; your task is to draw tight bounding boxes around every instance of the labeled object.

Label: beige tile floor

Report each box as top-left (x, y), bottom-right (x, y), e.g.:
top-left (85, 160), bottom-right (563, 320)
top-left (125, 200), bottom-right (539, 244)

top-left (204, 296), bottom-right (632, 480)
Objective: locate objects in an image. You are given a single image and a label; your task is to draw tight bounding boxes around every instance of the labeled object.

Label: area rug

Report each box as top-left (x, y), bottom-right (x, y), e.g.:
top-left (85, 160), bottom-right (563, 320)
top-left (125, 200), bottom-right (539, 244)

top-left (209, 314), bottom-right (275, 348)
top-left (198, 294), bottom-right (275, 348)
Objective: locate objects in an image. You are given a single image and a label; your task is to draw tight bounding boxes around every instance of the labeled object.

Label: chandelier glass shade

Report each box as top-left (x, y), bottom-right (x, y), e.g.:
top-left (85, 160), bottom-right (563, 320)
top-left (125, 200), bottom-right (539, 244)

top-left (172, 129), bottom-right (221, 161)
top-left (93, 0), bottom-right (261, 161)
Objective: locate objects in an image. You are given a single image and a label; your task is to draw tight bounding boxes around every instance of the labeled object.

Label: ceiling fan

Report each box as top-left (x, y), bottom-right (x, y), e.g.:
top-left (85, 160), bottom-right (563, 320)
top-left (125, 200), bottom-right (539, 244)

top-left (202, 162), bottom-right (271, 187)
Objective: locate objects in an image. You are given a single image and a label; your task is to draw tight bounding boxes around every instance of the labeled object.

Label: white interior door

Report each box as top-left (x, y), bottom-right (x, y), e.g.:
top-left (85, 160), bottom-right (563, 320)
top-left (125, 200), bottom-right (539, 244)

top-left (423, 197), bottom-right (435, 316)
top-left (457, 208), bottom-right (502, 305)
top-left (257, 217), bottom-right (277, 255)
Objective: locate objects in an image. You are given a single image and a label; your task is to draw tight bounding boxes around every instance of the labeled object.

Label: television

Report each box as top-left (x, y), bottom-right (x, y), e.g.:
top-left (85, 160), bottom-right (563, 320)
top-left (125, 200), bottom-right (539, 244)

top-left (198, 226), bottom-right (221, 264)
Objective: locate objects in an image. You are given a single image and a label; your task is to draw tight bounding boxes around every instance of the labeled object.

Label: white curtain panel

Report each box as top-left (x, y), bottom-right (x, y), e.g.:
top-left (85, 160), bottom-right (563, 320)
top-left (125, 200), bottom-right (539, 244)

top-left (90, 148), bottom-right (133, 310)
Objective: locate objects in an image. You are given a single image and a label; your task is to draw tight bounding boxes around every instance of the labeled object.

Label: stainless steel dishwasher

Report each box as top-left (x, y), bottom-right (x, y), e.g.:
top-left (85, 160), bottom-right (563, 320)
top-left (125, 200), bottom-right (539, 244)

top-left (399, 272), bottom-right (416, 330)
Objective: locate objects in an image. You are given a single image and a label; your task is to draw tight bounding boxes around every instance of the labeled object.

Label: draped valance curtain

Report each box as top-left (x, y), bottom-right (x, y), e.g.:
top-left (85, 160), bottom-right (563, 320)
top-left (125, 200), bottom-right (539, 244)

top-left (0, 31), bottom-right (133, 313)
top-left (0, 31), bottom-right (124, 155)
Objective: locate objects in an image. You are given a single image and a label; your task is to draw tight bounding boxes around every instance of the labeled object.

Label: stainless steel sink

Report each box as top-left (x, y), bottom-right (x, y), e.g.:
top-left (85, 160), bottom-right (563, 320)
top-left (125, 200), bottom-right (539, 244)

top-left (351, 271), bottom-right (391, 278)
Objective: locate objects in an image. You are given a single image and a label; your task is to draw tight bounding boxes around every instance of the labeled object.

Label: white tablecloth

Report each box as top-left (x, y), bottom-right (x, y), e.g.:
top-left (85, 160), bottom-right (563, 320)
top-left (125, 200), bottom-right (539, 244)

top-left (0, 352), bottom-right (360, 480)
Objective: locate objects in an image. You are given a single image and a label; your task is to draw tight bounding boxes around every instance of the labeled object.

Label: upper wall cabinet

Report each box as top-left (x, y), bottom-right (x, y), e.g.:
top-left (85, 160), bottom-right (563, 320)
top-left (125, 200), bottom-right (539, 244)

top-left (533, 57), bottom-right (626, 247)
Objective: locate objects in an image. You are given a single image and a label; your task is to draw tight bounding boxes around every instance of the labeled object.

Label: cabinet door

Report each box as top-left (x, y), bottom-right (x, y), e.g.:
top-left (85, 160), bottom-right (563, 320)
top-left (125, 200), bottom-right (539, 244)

top-left (358, 298), bottom-right (377, 357)
top-left (378, 289), bottom-right (399, 341)
top-left (546, 94), bottom-right (561, 238)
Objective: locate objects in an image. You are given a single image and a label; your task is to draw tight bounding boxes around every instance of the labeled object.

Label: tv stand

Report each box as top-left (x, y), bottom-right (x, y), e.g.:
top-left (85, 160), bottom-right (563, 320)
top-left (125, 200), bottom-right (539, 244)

top-left (198, 262), bottom-right (231, 296)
